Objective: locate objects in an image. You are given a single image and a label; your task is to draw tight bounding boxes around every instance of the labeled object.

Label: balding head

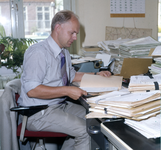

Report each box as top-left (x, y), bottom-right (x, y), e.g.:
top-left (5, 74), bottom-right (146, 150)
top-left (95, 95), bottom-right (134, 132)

top-left (51, 10), bottom-right (79, 32)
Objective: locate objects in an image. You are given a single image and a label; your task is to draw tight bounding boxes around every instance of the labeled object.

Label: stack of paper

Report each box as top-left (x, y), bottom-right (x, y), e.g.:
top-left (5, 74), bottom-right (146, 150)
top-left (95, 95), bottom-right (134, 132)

top-left (71, 57), bottom-right (101, 65)
top-left (97, 38), bottom-right (131, 55)
top-left (128, 74), bottom-right (161, 92)
top-left (119, 36), bottom-right (161, 59)
top-left (125, 114), bottom-right (161, 139)
top-left (86, 90), bottom-right (161, 121)
top-left (97, 37), bottom-right (161, 75)
top-left (148, 46), bottom-right (161, 75)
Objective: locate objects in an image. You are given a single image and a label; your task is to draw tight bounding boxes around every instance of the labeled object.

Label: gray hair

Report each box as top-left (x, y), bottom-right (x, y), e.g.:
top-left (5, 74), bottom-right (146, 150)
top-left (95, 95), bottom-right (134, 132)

top-left (51, 10), bottom-right (78, 31)
top-left (51, 10), bottom-right (79, 32)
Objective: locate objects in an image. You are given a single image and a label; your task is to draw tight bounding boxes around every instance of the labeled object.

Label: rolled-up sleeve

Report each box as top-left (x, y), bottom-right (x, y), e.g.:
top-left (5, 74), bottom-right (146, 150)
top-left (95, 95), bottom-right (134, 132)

top-left (22, 47), bottom-right (47, 93)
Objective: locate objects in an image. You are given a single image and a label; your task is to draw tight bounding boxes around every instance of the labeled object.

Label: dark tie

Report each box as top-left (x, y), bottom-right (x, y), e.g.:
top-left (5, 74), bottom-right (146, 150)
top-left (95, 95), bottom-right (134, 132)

top-left (60, 51), bottom-right (68, 86)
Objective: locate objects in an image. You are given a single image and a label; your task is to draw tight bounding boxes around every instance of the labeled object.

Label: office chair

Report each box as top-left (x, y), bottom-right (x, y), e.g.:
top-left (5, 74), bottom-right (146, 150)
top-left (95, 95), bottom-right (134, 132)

top-left (9, 79), bottom-right (67, 150)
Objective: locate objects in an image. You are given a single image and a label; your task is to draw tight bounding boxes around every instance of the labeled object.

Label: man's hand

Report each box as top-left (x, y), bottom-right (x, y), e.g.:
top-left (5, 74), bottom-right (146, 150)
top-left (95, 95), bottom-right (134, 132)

top-left (97, 71), bottom-right (111, 77)
top-left (66, 86), bottom-right (87, 100)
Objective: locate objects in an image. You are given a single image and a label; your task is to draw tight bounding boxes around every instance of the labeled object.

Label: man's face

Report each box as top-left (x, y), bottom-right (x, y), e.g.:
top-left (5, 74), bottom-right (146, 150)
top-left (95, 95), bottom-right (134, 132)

top-left (57, 17), bottom-right (80, 48)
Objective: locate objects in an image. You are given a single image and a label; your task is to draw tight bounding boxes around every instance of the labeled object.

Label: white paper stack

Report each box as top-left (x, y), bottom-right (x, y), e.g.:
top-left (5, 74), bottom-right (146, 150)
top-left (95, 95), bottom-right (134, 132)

top-left (86, 90), bottom-right (161, 121)
top-left (125, 114), bottom-right (161, 139)
top-left (97, 36), bottom-right (161, 74)
top-left (128, 74), bottom-right (161, 92)
top-left (119, 36), bottom-right (161, 59)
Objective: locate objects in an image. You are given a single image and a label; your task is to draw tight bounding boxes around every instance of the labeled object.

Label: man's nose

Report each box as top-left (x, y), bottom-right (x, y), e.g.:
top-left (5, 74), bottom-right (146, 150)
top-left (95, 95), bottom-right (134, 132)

top-left (72, 33), bottom-right (77, 40)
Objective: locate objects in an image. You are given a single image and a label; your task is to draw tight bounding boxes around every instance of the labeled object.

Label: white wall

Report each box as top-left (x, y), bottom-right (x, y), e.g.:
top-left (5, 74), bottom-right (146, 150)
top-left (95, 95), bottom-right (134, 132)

top-left (76, 0), bottom-right (158, 47)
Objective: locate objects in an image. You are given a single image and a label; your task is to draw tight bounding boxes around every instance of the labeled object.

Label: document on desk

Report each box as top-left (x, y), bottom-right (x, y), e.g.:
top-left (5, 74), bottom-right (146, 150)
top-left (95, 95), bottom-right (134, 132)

top-left (87, 90), bottom-right (160, 108)
top-left (80, 74), bottom-right (123, 92)
top-left (89, 100), bottom-right (161, 118)
top-left (125, 114), bottom-right (161, 139)
top-left (86, 90), bottom-right (161, 120)
top-left (128, 74), bottom-right (161, 92)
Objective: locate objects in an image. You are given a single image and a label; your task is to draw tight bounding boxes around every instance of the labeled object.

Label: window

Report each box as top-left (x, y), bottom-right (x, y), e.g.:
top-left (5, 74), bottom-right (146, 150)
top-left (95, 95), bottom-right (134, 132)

top-left (23, 0), bottom-right (63, 42)
top-left (37, 6), bottom-right (50, 29)
top-left (0, 0), bottom-right (64, 40)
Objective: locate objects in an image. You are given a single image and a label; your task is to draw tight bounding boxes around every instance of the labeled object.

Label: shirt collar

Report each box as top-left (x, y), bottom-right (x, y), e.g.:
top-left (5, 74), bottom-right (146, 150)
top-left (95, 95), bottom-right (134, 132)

top-left (47, 35), bottom-right (62, 58)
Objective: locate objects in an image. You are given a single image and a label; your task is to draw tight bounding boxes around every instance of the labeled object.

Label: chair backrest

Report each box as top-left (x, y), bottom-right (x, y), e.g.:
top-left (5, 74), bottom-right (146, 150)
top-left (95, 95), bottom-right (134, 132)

top-left (15, 93), bottom-right (20, 106)
top-left (0, 79), bottom-right (21, 150)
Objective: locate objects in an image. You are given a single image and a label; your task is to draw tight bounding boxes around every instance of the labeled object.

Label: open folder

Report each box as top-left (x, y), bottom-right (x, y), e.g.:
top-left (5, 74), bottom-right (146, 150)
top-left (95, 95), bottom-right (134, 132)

top-left (80, 74), bottom-right (123, 93)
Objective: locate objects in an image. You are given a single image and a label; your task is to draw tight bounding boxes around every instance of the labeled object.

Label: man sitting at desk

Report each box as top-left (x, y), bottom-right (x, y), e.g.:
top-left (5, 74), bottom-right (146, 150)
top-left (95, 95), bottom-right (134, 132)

top-left (18, 10), bottom-right (111, 150)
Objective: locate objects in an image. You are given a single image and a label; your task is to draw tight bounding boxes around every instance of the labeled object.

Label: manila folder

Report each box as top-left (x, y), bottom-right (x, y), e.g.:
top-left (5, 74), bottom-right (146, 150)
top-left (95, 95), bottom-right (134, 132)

top-left (80, 74), bottom-right (123, 90)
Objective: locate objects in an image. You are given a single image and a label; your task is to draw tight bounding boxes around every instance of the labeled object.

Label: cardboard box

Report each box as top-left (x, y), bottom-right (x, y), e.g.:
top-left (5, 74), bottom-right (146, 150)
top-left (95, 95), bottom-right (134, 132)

top-left (120, 58), bottom-right (153, 79)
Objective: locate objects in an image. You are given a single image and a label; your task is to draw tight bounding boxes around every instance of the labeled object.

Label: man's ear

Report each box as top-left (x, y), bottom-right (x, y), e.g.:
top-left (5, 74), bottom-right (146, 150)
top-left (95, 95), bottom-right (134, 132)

top-left (55, 24), bottom-right (61, 32)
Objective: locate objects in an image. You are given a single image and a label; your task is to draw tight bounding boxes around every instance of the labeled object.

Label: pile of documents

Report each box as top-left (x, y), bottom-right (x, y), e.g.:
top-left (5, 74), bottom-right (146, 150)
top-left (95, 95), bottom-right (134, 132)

top-left (97, 38), bottom-right (131, 56)
top-left (119, 36), bottom-right (161, 59)
top-left (128, 74), bottom-right (161, 92)
top-left (148, 46), bottom-right (161, 75)
top-left (97, 36), bottom-right (161, 59)
top-left (97, 36), bottom-right (161, 74)
top-left (86, 90), bottom-right (161, 121)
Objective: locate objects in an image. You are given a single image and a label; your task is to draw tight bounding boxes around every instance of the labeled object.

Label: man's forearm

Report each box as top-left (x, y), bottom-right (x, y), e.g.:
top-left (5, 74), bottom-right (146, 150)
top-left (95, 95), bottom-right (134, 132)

top-left (27, 84), bottom-right (87, 100)
top-left (27, 85), bottom-right (68, 99)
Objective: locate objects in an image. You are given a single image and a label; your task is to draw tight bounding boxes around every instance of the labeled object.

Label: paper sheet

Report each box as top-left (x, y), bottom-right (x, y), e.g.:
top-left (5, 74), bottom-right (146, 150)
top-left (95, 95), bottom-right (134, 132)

top-left (152, 46), bottom-right (161, 56)
top-left (95, 54), bottom-right (111, 66)
top-left (125, 114), bottom-right (161, 138)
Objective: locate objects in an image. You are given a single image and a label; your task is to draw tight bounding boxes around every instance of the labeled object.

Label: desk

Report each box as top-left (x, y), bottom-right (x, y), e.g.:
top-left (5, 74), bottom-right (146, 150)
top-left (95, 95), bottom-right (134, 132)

top-left (79, 97), bottom-right (161, 150)
top-left (101, 120), bottom-right (160, 150)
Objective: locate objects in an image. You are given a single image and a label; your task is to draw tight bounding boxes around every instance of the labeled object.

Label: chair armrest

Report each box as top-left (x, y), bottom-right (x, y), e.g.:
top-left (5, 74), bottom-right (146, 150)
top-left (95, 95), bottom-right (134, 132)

top-left (10, 105), bottom-right (48, 117)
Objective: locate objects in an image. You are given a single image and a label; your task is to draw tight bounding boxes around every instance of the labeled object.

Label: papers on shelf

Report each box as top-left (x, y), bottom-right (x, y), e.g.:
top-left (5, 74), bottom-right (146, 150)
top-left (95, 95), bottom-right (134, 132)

top-left (80, 74), bottom-right (123, 93)
top-left (125, 114), bottom-right (161, 139)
